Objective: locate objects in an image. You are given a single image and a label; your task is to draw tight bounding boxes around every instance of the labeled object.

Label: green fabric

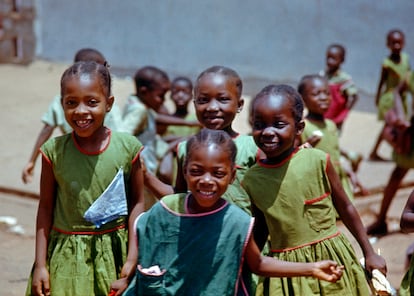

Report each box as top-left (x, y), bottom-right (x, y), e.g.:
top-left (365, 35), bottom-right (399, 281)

top-left (26, 131), bottom-right (142, 296)
top-left (378, 52), bottom-right (411, 120)
top-left (302, 118), bottom-right (354, 201)
top-left (177, 134), bottom-right (258, 215)
top-left (124, 193), bottom-right (253, 296)
top-left (165, 113), bottom-right (201, 137)
top-left (324, 69), bottom-right (358, 97)
top-left (400, 252), bottom-right (414, 296)
top-left (243, 148), bottom-right (369, 295)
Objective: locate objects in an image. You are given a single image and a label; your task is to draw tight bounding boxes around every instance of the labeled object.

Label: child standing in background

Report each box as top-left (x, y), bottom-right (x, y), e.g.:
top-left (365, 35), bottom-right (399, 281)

top-left (163, 76), bottom-right (200, 143)
top-left (111, 129), bottom-right (344, 296)
top-left (243, 84), bottom-right (386, 295)
top-left (21, 48), bottom-right (122, 184)
top-left (158, 76), bottom-right (201, 185)
top-left (143, 65), bottom-right (260, 215)
top-left (367, 71), bottom-right (414, 236)
top-left (369, 29), bottom-right (411, 161)
top-left (320, 43), bottom-right (359, 132)
top-left (26, 61), bottom-right (145, 296)
top-left (298, 74), bottom-right (355, 201)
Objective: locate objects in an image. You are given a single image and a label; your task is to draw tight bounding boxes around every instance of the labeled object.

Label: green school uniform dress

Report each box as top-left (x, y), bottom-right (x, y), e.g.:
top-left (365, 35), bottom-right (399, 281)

top-left (243, 148), bottom-right (369, 296)
top-left (302, 118), bottom-right (354, 201)
top-left (26, 130), bottom-right (143, 296)
top-left (124, 193), bottom-right (254, 296)
top-left (177, 134), bottom-right (259, 215)
top-left (378, 52), bottom-right (411, 120)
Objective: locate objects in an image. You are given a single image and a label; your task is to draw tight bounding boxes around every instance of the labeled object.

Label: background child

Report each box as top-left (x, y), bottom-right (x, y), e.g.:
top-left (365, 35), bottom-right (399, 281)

top-left (111, 129), bottom-right (343, 296)
top-left (367, 71), bottom-right (414, 236)
top-left (21, 48), bottom-right (122, 184)
top-left (320, 43), bottom-right (359, 132)
top-left (399, 190), bottom-right (414, 295)
top-left (143, 65), bottom-right (259, 215)
top-left (369, 29), bottom-right (411, 161)
top-left (298, 74), bottom-right (355, 201)
top-left (243, 84), bottom-right (386, 295)
top-left (26, 61), bottom-right (145, 296)
top-left (158, 76), bottom-right (201, 185)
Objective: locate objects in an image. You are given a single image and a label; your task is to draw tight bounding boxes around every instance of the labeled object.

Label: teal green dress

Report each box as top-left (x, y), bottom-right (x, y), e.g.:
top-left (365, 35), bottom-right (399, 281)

top-left (26, 130), bottom-right (143, 296)
top-left (124, 193), bottom-right (254, 295)
top-left (177, 134), bottom-right (259, 215)
top-left (243, 148), bottom-right (369, 295)
top-left (301, 118), bottom-right (354, 201)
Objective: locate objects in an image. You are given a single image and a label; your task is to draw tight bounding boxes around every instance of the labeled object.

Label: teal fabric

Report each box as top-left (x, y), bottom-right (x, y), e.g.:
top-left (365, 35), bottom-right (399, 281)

top-left (124, 193), bottom-right (254, 296)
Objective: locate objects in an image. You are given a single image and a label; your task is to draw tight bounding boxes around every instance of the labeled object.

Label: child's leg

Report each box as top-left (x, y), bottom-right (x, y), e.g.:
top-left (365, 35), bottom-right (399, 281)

top-left (369, 124), bottom-right (388, 161)
top-left (366, 166), bottom-right (408, 235)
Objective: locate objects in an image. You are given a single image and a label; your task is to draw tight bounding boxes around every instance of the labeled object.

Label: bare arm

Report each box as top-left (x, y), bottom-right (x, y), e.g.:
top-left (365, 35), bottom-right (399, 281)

top-left (156, 113), bottom-right (200, 127)
top-left (122, 155), bottom-right (146, 278)
top-left (32, 156), bottom-right (56, 296)
top-left (245, 235), bottom-right (343, 281)
top-left (400, 190), bottom-right (414, 233)
top-left (251, 202), bottom-right (269, 251)
top-left (327, 159), bottom-right (386, 274)
top-left (375, 67), bottom-right (387, 106)
top-left (346, 93), bottom-right (358, 110)
top-left (22, 124), bottom-right (55, 184)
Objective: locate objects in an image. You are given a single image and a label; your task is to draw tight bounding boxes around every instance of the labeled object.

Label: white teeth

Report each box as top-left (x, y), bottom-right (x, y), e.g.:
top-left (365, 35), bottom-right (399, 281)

top-left (200, 191), bottom-right (214, 196)
top-left (76, 120), bottom-right (91, 127)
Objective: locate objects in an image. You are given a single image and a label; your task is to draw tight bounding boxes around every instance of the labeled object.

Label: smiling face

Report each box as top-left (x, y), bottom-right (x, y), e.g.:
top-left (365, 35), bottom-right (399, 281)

top-left (61, 73), bottom-right (113, 138)
top-left (252, 94), bottom-right (303, 162)
top-left (184, 143), bottom-right (235, 213)
top-left (301, 77), bottom-right (331, 116)
top-left (193, 73), bottom-right (243, 134)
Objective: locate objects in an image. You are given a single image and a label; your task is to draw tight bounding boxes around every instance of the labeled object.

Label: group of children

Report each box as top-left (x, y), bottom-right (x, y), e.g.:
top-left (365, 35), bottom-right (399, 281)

top-left (23, 28), bottom-right (414, 295)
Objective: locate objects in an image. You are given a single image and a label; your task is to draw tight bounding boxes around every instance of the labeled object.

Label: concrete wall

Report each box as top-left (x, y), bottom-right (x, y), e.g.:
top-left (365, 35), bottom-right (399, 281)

top-left (34, 0), bottom-right (414, 96)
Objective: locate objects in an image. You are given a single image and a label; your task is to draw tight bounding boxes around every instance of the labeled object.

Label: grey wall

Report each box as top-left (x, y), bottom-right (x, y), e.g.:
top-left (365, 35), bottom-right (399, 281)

top-left (35, 0), bottom-right (414, 96)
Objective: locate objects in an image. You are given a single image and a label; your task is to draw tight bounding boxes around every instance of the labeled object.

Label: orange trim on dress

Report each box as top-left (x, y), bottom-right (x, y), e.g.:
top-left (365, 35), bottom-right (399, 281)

top-left (52, 224), bottom-right (125, 235)
top-left (271, 231), bottom-right (341, 253)
top-left (303, 192), bottom-right (330, 205)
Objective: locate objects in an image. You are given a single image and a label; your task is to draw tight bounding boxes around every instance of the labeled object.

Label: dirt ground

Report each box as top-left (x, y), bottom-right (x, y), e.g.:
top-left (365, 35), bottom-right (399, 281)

top-left (1, 60), bottom-right (414, 295)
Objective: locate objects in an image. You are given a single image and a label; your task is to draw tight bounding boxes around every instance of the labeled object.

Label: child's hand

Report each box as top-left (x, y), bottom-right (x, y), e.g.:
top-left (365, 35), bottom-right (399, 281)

top-left (109, 277), bottom-right (129, 296)
top-left (32, 266), bottom-right (50, 296)
top-left (312, 260), bottom-right (344, 283)
top-left (364, 253), bottom-right (387, 275)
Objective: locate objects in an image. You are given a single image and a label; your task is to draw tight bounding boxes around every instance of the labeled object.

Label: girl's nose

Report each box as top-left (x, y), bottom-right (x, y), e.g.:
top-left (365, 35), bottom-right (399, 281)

top-left (201, 172), bottom-right (213, 184)
top-left (262, 126), bottom-right (276, 136)
top-left (75, 103), bottom-right (88, 113)
top-left (206, 99), bottom-right (219, 111)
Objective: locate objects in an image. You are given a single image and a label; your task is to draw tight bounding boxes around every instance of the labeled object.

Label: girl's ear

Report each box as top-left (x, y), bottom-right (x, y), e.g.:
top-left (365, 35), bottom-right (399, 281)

top-left (296, 120), bottom-right (305, 136)
top-left (237, 98), bottom-right (245, 113)
top-left (229, 166), bottom-right (236, 184)
top-left (106, 96), bottom-right (114, 112)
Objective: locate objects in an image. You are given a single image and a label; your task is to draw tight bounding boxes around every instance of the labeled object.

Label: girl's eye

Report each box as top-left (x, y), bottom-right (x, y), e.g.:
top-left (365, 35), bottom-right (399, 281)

top-left (214, 171), bottom-right (226, 178)
top-left (189, 168), bottom-right (203, 176)
top-left (253, 121), bottom-right (265, 130)
top-left (195, 97), bottom-right (209, 104)
top-left (218, 97), bottom-right (230, 103)
top-left (88, 98), bottom-right (99, 106)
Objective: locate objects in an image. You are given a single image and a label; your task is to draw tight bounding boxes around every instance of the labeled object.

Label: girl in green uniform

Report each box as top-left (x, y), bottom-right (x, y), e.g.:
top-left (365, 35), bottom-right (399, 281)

top-left (27, 61), bottom-right (145, 296)
top-left (243, 84), bottom-right (387, 295)
top-left (112, 129), bottom-right (344, 296)
top-left (370, 29), bottom-right (411, 161)
top-left (144, 66), bottom-right (260, 215)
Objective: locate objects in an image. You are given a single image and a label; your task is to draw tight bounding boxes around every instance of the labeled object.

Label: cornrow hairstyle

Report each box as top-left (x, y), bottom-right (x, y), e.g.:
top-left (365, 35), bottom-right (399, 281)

top-left (185, 129), bottom-right (237, 168)
top-left (134, 66), bottom-right (169, 91)
top-left (195, 65), bottom-right (243, 98)
top-left (73, 48), bottom-right (107, 66)
top-left (254, 84), bottom-right (304, 125)
top-left (60, 61), bottom-right (112, 98)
